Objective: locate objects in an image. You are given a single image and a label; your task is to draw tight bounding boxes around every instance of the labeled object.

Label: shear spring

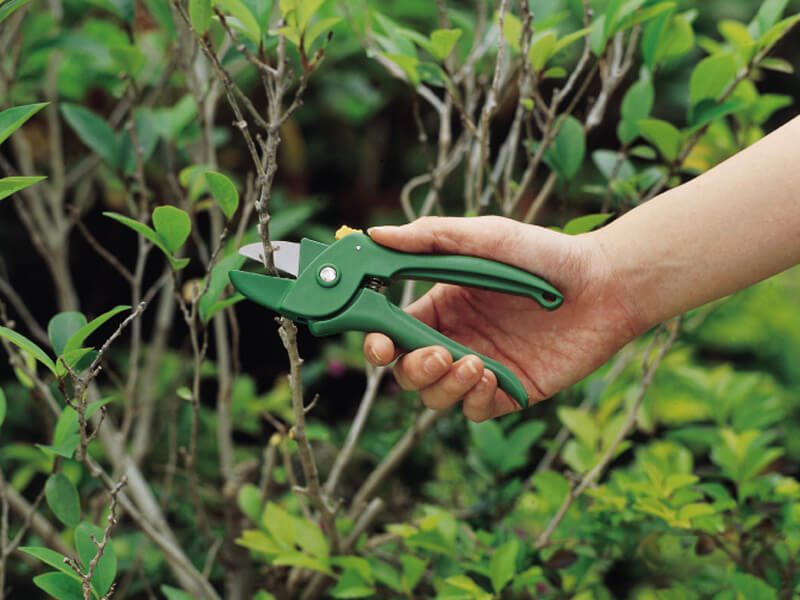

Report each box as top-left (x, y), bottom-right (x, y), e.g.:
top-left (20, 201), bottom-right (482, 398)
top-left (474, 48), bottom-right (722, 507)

top-left (364, 276), bottom-right (387, 292)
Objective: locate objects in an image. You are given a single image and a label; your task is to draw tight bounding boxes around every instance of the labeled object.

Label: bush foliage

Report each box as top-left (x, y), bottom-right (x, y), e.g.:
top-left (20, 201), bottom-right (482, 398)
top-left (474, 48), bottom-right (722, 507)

top-left (0, 0), bottom-right (799, 599)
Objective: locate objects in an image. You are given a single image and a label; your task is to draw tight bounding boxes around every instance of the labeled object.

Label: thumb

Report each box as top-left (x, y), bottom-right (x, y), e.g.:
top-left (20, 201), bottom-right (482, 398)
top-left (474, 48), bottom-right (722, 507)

top-left (368, 216), bottom-right (571, 277)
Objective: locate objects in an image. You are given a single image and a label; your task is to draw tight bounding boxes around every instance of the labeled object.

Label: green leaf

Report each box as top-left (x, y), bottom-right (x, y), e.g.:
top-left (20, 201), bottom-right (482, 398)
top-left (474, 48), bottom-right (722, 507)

top-left (253, 591), bottom-right (276, 600)
top-left (294, 516), bottom-right (329, 559)
top-left (0, 102), bottom-right (48, 145)
top-left (502, 421), bottom-right (546, 472)
top-left (441, 575), bottom-right (492, 599)
top-left (0, 0), bottom-right (32, 24)
top-left (757, 14), bottom-right (800, 52)
top-left (276, 24), bottom-right (301, 46)
top-left (590, 13), bottom-right (607, 55)
top-left (677, 502), bottom-right (715, 522)
top-left (201, 294), bottom-right (244, 323)
top-left (273, 552), bottom-right (333, 575)
top-left (731, 572), bottom-right (777, 600)
top-left (617, 2), bottom-right (675, 30)
top-left (553, 27), bottom-right (592, 54)
top-left (751, 0), bottom-right (789, 38)
top-left (217, 0), bottom-right (262, 43)
top-left (104, 212), bottom-right (189, 270)
top-left (558, 406), bottom-right (599, 449)
top-left (687, 99), bottom-right (746, 130)
top-left (490, 539), bottom-right (519, 593)
top-left (109, 45), bottom-right (144, 74)
top-left (618, 72), bottom-right (654, 144)
top-left (664, 473), bottom-right (699, 496)
top-left (500, 11), bottom-right (522, 51)
top-left (468, 419), bottom-right (506, 470)
top-left (529, 32), bottom-right (557, 71)
top-left (189, 0), bottom-right (212, 33)
top-left (646, 12), bottom-right (694, 67)
top-left (689, 53), bottom-right (736, 107)
top-left (241, 0), bottom-right (273, 31)
top-left (48, 312), bottom-right (87, 357)
top-left (33, 572), bottom-right (83, 600)
top-left (0, 388), bottom-right (5, 429)
top-left (297, 0), bottom-right (324, 30)
top-left (601, 0), bottom-right (626, 48)
top-left (61, 104), bottom-right (120, 167)
top-left (542, 66), bottom-right (566, 79)
top-left (543, 115), bottom-right (585, 180)
top-left (330, 569), bottom-right (374, 598)
top-left (373, 13), bottom-right (416, 57)
top-left (719, 20), bottom-right (753, 46)
top-left (637, 118), bottom-right (681, 162)
top-left (371, 558), bottom-right (402, 592)
top-left (63, 305), bottom-right (131, 355)
top-left (429, 28), bottom-right (461, 61)
top-left (237, 483), bottom-right (261, 522)
top-left (45, 473), bottom-right (81, 528)
top-left (261, 503), bottom-right (295, 549)
top-left (162, 585), bottom-right (197, 600)
top-left (75, 522), bottom-right (117, 597)
top-left (205, 172), bottom-right (239, 219)
top-left (144, 0), bottom-right (177, 36)
top-left (382, 53), bottom-right (420, 86)
top-left (0, 176), bottom-right (46, 201)
top-left (400, 554), bottom-right (426, 593)
top-left (236, 529), bottom-right (282, 554)
top-left (20, 546), bottom-right (81, 579)
top-left (0, 326), bottom-right (56, 374)
top-left (562, 213), bottom-right (613, 235)
top-left (304, 16), bottom-right (340, 51)
top-left (153, 206), bottom-right (191, 254)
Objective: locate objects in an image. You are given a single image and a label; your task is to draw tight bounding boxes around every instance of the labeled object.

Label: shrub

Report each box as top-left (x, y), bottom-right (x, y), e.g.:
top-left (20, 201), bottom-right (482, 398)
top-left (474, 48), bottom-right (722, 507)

top-left (0, 0), bottom-right (798, 598)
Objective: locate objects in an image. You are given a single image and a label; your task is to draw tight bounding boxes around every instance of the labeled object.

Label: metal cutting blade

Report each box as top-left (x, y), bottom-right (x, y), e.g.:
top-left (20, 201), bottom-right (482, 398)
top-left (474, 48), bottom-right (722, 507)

top-left (238, 241), bottom-right (301, 277)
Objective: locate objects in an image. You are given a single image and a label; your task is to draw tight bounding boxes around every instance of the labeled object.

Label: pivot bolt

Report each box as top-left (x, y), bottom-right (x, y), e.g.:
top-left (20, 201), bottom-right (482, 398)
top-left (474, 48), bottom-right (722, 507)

top-left (317, 265), bottom-right (340, 287)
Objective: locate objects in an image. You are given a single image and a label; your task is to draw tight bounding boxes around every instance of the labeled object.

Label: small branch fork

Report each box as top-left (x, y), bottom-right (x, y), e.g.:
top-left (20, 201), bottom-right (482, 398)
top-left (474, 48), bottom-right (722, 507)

top-left (64, 477), bottom-right (128, 600)
top-left (59, 301), bottom-right (149, 462)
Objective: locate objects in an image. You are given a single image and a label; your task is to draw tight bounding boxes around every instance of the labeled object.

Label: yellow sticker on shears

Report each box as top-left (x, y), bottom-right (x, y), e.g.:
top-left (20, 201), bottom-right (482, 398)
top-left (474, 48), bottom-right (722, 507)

top-left (334, 225), bottom-right (364, 240)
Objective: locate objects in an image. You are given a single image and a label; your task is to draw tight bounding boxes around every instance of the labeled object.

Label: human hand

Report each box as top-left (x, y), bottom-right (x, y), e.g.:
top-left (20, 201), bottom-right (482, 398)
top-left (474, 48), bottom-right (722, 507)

top-left (363, 216), bottom-right (647, 421)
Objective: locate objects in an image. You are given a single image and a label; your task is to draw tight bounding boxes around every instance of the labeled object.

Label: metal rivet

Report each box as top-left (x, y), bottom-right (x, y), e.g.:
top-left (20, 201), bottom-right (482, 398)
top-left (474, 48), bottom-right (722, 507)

top-left (319, 266), bottom-right (338, 283)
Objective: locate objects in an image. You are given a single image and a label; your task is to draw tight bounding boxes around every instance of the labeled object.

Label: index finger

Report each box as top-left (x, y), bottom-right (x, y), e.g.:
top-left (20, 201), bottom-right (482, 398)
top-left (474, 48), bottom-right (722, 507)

top-left (362, 291), bottom-right (441, 366)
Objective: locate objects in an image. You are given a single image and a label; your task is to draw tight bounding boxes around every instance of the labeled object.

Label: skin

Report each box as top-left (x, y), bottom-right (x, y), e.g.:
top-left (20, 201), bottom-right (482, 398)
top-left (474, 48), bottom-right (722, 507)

top-left (364, 115), bottom-right (800, 422)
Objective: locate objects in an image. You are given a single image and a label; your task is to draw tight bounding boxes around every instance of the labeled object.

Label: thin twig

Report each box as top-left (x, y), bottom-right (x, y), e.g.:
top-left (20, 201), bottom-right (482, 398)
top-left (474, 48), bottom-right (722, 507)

top-left (535, 317), bottom-right (681, 549)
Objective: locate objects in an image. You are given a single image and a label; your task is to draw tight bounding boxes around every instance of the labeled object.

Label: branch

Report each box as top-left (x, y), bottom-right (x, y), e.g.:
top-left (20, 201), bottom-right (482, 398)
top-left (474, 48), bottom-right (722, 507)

top-left (65, 477), bottom-right (127, 600)
top-left (323, 366), bottom-right (388, 496)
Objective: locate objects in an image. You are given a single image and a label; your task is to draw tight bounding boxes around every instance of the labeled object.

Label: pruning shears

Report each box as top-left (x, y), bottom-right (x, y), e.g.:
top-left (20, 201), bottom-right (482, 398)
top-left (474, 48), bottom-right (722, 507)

top-left (228, 230), bottom-right (563, 407)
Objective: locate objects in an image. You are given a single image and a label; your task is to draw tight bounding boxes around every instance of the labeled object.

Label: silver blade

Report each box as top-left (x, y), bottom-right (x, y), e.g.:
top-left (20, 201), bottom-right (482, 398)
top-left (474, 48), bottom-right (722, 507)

top-left (238, 241), bottom-right (301, 277)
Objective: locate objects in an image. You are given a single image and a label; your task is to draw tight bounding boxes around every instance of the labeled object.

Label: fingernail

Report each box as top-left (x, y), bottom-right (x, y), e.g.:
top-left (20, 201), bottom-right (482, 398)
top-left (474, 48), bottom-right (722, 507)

top-left (367, 225), bottom-right (398, 236)
top-left (423, 352), bottom-right (449, 377)
top-left (368, 345), bottom-right (384, 365)
top-left (479, 375), bottom-right (490, 388)
top-left (457, 358), bottom-right (481, 383)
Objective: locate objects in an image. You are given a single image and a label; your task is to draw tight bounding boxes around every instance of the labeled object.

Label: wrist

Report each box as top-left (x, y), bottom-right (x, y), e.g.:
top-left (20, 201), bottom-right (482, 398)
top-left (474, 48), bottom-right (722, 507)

top-left (582, 225), bottom-right (663, 335)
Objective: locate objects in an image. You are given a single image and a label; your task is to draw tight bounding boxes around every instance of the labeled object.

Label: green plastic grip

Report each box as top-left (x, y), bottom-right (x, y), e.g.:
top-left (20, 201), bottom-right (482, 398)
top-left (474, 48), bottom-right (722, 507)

top-left (308, 288), bottom-right (531, 407)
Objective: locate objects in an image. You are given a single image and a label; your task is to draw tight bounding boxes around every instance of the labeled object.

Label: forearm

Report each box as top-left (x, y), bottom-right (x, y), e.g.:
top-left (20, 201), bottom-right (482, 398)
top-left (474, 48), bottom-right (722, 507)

top-left (592, 115), bottom-right (800, 328)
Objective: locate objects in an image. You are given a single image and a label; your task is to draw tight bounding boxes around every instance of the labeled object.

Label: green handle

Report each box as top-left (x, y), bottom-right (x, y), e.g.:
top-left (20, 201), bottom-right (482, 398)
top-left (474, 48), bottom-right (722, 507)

top-left (308, 288), bottom-right (530, 407)
top-left (363, 234), bottom-right (563, 310)
top-left (384, 260), bottom-right (562, 310)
